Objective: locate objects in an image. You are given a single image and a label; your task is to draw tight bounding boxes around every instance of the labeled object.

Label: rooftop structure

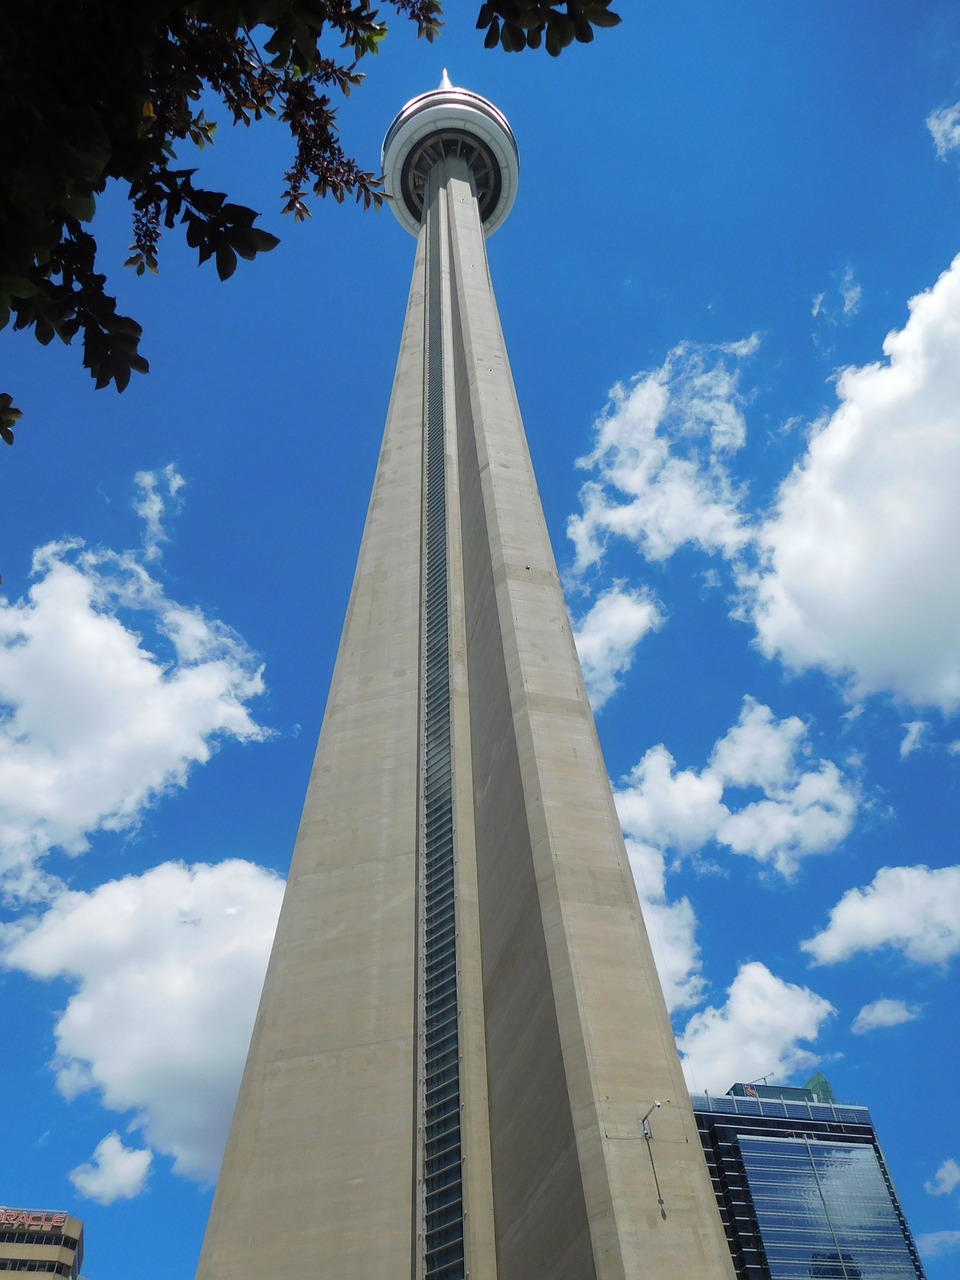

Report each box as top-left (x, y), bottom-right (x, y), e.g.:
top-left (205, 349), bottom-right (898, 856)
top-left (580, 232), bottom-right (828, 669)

top-left (692, 1081), bottom-right (926, 1280)
top-left (0, 1207), bottom-right (83, 1278)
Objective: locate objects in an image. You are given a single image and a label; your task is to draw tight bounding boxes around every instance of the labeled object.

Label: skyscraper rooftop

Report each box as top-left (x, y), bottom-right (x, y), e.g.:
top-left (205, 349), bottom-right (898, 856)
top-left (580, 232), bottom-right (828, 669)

top-left (0, 1207), bottom-right (84, 1279)
top-left (692, 1082), bottom-right (926, 1280)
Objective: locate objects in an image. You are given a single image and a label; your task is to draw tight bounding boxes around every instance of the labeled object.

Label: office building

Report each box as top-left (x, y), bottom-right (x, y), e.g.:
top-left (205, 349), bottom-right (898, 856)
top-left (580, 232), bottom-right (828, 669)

top-left (195, 78), bottom-right (734, 1280)
top-left (0, 1207), bottom-right (83, 1277)
top-left (692, 1079), bottom-right (926, 1279)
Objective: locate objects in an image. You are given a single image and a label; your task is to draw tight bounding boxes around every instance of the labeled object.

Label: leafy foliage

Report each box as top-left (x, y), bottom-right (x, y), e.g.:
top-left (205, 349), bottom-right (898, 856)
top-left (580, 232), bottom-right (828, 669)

top-left (0, 1), bottom-right (620, 445)
top-left (477, 2), bottom-right (621, 54)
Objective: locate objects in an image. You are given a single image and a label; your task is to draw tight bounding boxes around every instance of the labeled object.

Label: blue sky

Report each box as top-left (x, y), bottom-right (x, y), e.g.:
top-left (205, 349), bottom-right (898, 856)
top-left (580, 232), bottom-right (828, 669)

top-left (2, 3), bottom-right (960, 1275)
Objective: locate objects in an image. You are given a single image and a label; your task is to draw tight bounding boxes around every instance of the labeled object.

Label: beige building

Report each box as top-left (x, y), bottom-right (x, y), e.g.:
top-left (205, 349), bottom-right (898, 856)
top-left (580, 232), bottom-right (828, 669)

top-left (0, 1207), bottom-right (83, 1277)
top-left (196, 79), bottom-right (736, 1280)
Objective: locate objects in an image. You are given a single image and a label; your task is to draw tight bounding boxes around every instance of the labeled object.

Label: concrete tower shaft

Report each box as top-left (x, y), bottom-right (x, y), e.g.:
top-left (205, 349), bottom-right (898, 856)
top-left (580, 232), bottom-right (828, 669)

top-left (195, 83), bottom-right (735, 1280)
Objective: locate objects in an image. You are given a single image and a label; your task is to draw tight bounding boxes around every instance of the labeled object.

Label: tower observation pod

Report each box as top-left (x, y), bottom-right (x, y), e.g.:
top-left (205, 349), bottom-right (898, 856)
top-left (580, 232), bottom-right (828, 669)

top-left (195, 78), bottom-right (736, 1280)
top-left (381, 71), bottom-right (519, 237)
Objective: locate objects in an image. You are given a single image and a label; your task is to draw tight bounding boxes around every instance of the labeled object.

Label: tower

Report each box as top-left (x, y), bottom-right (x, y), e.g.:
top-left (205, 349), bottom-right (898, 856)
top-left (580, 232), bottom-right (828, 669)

top-left (195, 79), bottom-right (734, 1280)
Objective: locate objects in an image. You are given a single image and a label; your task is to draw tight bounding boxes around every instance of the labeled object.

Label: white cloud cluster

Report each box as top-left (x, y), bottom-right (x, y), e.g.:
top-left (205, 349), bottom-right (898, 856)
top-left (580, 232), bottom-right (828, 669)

top-left (69, 1132), bottom-right (152, 1205)
top-left (900, 721), bottom-right (927, 758)
top-left (133, 464), bottom-right (185, 562)
top-left (803, 864), bottom-right (960, 966)
top-left (918, 1231), bottom-right (960, 1259)
top-left (624, 838), bottom-right (705, 1013)
top-left (567, 338), bottom-right (754, 572)
top-left (569, 257), bottom-right (960, 713)
top-left (677, 961), bottom-right (835, 1093)
top-left (572, 583), bottom-right (664, 711)
top-left (812, 267), bottom-right (862, 327)
top-left (840, 266), bottom-right (862, 317)
top-left (615, 697), bottom-right (858, 877)
top-left (850, 997), bottom-right (920, 1035)
top-left (1, 859), bottom-right (284, 1184)
top-left (748, 255), bottom-right (960, 711)
top-left (0, 537), bottom-right (267, 899)
top-left (925, 1158), bottom-right (960, 1197)
top-left (927, 102), bottom-right (960, 160)
top-left (613, 698), bottom-right (855, 1019)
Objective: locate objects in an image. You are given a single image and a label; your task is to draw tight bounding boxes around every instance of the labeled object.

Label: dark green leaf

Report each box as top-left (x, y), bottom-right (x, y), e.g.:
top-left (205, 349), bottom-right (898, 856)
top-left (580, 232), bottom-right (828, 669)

top-left (215, 243), bottom-right (238, 280)
top-left (584, 6), bottom-right (622, 28)
top-left (230, 226), bottom-right (281, 259)
top-left (0, 393), bottom-right (23, 422)
top-left (220, 203), bottom-right (258, 228)
top-left (573, 13), bottom-right (595, 43)
top-left (501, 21), bottom-right (526, 52)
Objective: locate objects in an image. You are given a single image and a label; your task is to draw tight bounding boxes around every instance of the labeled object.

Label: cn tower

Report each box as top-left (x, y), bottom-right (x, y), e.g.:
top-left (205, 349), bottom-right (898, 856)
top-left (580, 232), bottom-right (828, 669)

top-left (195, 76), bottom-right (734, 1280)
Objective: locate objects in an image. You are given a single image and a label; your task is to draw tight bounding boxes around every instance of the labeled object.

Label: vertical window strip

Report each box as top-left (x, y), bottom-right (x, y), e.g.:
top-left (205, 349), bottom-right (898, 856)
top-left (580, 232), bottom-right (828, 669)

top-left (420, 166), bottom-right (465, 1280)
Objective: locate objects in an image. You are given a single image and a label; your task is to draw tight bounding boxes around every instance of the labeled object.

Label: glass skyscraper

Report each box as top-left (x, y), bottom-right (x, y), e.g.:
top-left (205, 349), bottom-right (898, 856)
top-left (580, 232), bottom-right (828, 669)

top-left (692, 1081), bottom-right (926, 1280)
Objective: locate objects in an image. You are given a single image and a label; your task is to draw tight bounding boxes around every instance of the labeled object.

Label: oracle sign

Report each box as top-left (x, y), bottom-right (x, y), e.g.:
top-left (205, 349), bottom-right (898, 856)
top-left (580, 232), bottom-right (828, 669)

top-left (0, 1208), bottom-right (68, 1230)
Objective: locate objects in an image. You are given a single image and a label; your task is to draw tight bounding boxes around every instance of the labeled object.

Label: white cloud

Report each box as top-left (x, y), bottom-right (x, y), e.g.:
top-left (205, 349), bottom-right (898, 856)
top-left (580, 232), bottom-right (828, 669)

top-left (0, 536), bottom-right (267, 900)
top-left (918, 1231), bottom-right (960, 1259)
top-left (0, 859), bottom-right (284, 1183)
top-left (614, 697), bottom-right (858, 876)
top-left (900, 720), bottom-right (927, 758)
top-left (572, 584), bottom-right (664, 711)
top-left (745, 255), bottom-right (960, 711)
top-left (709, 698), bottom-right (807, 791)
top-left (840, 266), bottom-right (862, 316)
top-left (803, 864), bottom-right (960, 966)
top-left (616, 744), bottom-right (727, 855)
top-left (811, 268), bottom-right (861, 330)
top-left (642, 896), bottom-right (701, 1013)
top-left (725, 334), bottom-right (762, 358)
top-left (927, 102), bottom-right (960, 160)
top-left (716, 760), bottom-right (858, 876)
top-left (133, 464), bottom-right (185, 562)
top-left (677, 961), bottom-right (835, 1093)
top-left (642, 894), bottom-right (704, 1014)
top-left (567, 339), bottom-right (754, 571)
top-left (612, 701), bottom-right (856, 1016)
top-left (625, 839), bottom-right (704, 1013)
top-left (925, 1158), bottom-right (960, 1197)
top-left (69, 1132), bottom-right (152, 1205)
top-left (851, 997), bottom-right (921, 1034)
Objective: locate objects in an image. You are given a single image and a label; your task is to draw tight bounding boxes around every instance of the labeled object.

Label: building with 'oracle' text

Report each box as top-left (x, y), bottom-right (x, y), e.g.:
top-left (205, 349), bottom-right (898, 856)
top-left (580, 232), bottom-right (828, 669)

top-left (0, 1207), bottom-right (83, 1277)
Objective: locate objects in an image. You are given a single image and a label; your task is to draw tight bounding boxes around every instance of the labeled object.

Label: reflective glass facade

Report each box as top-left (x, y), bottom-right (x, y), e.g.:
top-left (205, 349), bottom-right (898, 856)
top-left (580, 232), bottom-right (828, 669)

top-left (692, 1090), bottom-right (925, 1280)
